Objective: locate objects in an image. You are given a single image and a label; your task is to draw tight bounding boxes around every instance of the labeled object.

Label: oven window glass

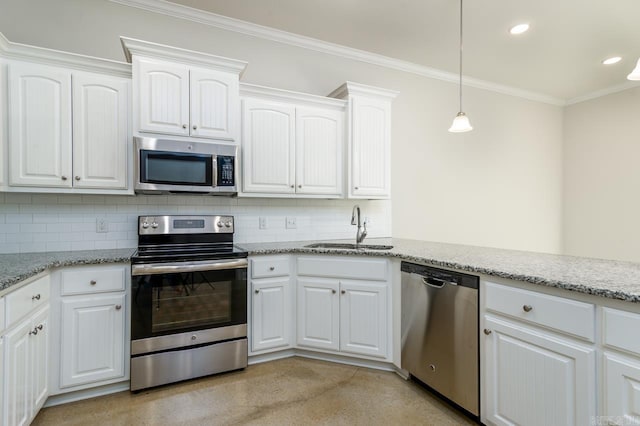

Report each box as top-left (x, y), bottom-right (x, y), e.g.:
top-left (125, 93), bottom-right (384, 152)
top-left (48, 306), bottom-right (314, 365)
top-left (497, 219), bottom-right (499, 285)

top-left (131, 268), bottom-right (246, 340)
top-left (141, 150), bottom-right (212, 186)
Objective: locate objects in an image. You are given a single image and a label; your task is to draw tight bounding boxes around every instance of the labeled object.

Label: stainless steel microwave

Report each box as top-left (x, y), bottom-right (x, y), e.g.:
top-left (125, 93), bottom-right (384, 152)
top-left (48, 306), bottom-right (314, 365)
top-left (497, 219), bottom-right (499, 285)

top-left (134, 137), bottom-right (237, 195)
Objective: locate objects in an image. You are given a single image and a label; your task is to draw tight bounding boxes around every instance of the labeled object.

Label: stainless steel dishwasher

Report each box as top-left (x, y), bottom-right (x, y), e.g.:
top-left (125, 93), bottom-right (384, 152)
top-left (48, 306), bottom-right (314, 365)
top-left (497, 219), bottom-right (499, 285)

top-left (401, 262), bottom-right (479, 417)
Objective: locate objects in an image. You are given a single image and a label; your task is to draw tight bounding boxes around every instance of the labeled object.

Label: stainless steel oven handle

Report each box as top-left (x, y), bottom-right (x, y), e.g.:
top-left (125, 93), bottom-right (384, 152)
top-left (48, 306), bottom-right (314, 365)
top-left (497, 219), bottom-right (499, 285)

top-left (131, 258), bottom-right (248, 276)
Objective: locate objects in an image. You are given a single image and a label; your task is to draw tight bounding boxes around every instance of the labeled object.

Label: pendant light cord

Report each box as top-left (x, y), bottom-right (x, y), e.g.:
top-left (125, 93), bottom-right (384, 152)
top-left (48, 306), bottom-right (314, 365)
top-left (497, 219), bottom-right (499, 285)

top-left (459, 0), bottom-right (463, 112)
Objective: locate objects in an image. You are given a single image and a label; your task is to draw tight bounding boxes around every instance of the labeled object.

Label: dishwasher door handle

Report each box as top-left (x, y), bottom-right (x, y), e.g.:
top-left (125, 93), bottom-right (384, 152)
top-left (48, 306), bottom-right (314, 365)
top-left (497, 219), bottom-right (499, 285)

top-left (421, 276), bottom-right (457, 288)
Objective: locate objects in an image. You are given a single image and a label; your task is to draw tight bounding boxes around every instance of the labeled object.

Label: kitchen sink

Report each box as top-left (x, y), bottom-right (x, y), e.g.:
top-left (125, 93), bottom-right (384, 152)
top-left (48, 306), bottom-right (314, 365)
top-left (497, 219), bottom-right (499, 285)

top-left (304, 243), bottom-right (394, 250)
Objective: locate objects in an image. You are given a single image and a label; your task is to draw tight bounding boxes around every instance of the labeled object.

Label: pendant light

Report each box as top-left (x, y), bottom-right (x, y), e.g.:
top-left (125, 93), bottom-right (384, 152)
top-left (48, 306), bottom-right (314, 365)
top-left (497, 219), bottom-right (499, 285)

top-left (449, 0), bottom-right (473, 133)
top-left (628, 58), bottom-right (640, 81)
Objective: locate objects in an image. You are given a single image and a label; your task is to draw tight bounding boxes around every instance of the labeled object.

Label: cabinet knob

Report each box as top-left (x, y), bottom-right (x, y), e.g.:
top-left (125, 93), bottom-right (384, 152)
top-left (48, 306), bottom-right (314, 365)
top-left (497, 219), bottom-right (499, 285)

top-left (354, 186), bottom-right (359, 190)
top-left (269, 266), bottom-right (275, 271)
top-left (483, 329), bottom-right (492, 335)
top-left (115, 305), bottom-right (122, 310)
top-left (75, 176), bottom-right (81, 181)
top-left (29, 328), bottom-right (38, 336)
top-left (90, 280), bottom-right (97, 285)
top-left (298, 185), bottom-right (302, 188)
top-left (341, 290), bottom-right (346, 295)
top-left (61, 176), bottom-right (68, 181)
top-left (32, 294), bottom-right (41, 301)
top-left (332, 289), bottom-right (336, 294)
top-left (255, 289), bottom-right (260, 294)
top-left (523, 305), bottom-right (533, 312)
top-left (193, 125), bottom-right (197, 130)
top-left (182, 124), bottom-right (187, 129)
top-left (290, 185), bottom-right (294, 188)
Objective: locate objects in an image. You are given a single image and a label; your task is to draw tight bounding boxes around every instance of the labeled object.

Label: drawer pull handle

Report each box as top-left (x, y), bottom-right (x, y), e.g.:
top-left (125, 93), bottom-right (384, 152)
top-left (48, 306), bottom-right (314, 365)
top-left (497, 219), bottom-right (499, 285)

top-left (483, 328), bottom-right (492, 335)
top-left (29, 324), bottom-right (43, 336)
top-left (523, 305), bottom-right (533, 312)
top-left (32, 294), bottom-right (41, 301)
top-left (269, 266), bottom-right (275, 271)
top-left (115, 305), bottom-right (122, 310)
top-left (90, 280), bottom-right (97, 285)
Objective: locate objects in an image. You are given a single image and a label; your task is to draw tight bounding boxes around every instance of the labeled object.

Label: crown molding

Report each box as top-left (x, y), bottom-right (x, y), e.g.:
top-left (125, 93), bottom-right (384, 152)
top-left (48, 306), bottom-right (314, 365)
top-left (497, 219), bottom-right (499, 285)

top-left (108, 0), bottom-right (565, 106)
top-left (121, 36), bottom-right (247, 75)
top-left (0, 32), bottom-right (131, 77)
top-left (566, 81), bottom-right (640, 106)
top-left (329, 81), bottom-right (399, 100)
top-left (240, 82), bottom-right (347, 109)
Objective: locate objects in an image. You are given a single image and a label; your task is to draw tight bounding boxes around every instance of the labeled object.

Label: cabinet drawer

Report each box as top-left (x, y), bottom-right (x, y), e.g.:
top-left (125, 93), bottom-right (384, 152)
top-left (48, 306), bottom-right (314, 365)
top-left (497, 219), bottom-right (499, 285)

top-left (297, 257), bottom-right (387, 281)
top-left (485, 281), bottom-right (595, 341)
top-left (603, 307), bottom-right (640, 356)
top-left (61, 265), bottom-right (126, 296)
top-left (251, 256), bottom-right (290, 279)
top-left (5, 275), bottom-right (50, 327)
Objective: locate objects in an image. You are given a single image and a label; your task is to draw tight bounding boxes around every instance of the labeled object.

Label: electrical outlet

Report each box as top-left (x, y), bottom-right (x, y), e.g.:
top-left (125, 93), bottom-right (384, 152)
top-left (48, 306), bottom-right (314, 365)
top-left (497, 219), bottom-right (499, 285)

top-left (364, 217), bottom-right (371, 227)
top-left (96, 217), bottom-right (108, 233)
top-left (259, 217), bottom-right (268, 229)
top-left (286, 217), bottom-right (297, 229)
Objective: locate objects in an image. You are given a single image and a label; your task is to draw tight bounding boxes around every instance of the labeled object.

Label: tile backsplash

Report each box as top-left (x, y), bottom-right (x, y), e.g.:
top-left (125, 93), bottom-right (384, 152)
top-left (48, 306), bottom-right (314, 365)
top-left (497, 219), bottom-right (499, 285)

top-left (0, 193), bottom-right (392, 254)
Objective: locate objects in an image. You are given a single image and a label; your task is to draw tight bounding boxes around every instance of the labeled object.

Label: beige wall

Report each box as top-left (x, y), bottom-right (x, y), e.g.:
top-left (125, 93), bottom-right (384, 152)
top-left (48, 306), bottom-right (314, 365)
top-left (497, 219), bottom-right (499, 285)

top-left (0, 0), bottom-right (564, 254)
top-left (563, 87), bottom-right (640, 262)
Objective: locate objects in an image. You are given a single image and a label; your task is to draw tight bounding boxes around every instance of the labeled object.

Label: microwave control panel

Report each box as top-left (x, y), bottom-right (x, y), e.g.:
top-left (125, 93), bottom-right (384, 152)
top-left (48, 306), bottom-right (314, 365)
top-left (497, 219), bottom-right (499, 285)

top-left (217, 156), bottom-right (235, 186)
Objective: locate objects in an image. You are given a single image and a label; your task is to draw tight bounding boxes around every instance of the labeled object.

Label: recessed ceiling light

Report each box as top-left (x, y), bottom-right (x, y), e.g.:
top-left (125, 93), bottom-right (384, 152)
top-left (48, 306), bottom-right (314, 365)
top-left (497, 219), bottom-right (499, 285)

top-left (509, 23), bottom-right (530, 35)
top-left (602, 56), bottom-right (622, 65)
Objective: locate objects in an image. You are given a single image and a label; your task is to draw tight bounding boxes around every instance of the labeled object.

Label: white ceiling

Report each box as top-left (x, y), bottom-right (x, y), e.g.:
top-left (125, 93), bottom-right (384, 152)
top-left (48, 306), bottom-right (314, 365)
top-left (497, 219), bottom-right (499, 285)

top-left (167, 0), bottom-right (640, 102)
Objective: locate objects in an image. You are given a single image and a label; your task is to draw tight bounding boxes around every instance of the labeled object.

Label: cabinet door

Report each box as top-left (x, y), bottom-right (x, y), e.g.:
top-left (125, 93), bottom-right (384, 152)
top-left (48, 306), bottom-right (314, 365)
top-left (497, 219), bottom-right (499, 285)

top-left (72, 72), bottom-right (129, 189)
top-left (0, 335), bottom-right (4, 423)
top-left (242, 98), bottom-right (295, 194)
top-left (296, 278), bottom-right (339, 351)
top-left (8, 61), bottom-right (72, 187)
top-left (4, 317), bottom-right (31, 426)
top-left (295, 107), bottom-right (343, 195)
top-left (252, 277), bottom-right (291, 352)
top-left (603, 352), bottom-right (640, 424)
top-left (136, 58), bottom-right (189, 136)
top-left (484, 315), bottom-right (596, 426)
top-left (190, 68), bottom-right (239, 140)
top-left (339, 280), bottom-right (388, 358)
top-left (60, 294), bottom-right (125, 388)
top-left (350, 96), bottom-right (391, 198)
top-left (30, 307), bottom-right (49, 414)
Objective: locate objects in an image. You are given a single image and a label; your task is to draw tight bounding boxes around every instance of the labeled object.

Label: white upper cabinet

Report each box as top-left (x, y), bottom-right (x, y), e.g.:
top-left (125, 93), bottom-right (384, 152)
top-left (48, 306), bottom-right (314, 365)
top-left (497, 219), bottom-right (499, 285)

top-left (296, 107), bottom-right (343, 195)
top-left (190, 68), bottom-right (239, 140)
top-left (242, 98), bottom-right (296, 194)
top-left (72, 72), bottom-right (129, 189)
top-left (240, 84), bottom-right (346, 198)
top-left (329, 82), bottom-right (398, 199)
top-left (122, 37), bottom-right (247, 143)
top-left (136, 58), bottom-right (189, 136)
top-left (9, 62), bottom-right (72, 187)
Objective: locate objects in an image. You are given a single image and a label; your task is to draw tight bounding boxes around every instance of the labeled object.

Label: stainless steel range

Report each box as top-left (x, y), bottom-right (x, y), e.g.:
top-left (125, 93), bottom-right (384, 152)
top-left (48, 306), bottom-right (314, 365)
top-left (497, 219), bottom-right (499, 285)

top-left (130, 215), bottom-right (248, 391)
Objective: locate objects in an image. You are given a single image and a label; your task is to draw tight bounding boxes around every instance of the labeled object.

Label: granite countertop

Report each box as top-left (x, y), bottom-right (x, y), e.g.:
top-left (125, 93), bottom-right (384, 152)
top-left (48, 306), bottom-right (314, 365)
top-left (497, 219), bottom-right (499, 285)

top-left (0, 248), bottom-right (135, 294)
top-left (238, 238), bottom-right (640, 303)
top-left (3, 238), bottom-right (640, 304)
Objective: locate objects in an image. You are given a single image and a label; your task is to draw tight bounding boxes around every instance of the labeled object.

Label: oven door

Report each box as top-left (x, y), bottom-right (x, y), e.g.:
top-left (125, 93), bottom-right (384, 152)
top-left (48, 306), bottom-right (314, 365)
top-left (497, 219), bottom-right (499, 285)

top-left (130, 258), bottom-right (247, 354)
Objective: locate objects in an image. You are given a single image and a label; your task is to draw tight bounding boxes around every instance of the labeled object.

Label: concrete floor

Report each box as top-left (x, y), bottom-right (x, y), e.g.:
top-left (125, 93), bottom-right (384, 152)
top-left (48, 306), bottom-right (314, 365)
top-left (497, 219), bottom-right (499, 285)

top-left (33, 357), bottom-right (476, 425)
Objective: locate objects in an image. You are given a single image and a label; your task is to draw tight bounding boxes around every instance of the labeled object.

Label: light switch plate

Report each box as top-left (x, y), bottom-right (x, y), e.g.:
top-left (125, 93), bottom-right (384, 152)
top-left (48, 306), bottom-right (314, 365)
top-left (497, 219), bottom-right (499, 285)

top-left (286, 217), bottom-right (297, 229)
top-left (96, 217), bottom-right (108, 233)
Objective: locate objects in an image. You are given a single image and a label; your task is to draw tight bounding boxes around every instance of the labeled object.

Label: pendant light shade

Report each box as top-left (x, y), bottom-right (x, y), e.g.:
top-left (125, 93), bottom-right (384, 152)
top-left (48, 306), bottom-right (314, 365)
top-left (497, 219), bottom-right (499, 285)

top-left (449, 112), bottom-right (473, 132)
top-left (628, 58), bottom-right (640, 81)
top-left (449, 0), bottom-right (472, 133)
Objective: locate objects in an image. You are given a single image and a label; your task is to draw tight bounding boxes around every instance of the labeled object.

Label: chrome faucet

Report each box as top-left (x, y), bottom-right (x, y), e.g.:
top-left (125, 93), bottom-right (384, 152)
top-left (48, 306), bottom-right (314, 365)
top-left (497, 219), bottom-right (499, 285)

top-left (351, 205), bottom-right (368, 247)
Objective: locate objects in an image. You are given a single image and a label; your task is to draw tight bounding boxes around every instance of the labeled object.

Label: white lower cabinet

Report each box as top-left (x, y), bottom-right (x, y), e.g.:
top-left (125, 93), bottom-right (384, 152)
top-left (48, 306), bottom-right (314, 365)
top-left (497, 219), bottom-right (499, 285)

top-left (251, 277), bottom-right (292, 352)
top-left (297, 278), bottom-right (340, 351)
top-left (4, 306), bottom-right (49, 426)
top-left (59, 294), bottom-right (126, 388)
top-left (296, 276), bottom-right (389, 359)
top-left (484, 315), bottom-right (596, 426)
top-left (603, 352), bottom-right (640, 425)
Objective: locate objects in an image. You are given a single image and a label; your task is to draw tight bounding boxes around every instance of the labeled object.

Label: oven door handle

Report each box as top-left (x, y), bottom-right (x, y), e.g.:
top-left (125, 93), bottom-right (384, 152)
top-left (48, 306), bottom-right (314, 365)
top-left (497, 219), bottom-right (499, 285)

top-left (131, 258), bottom-right (248, 276)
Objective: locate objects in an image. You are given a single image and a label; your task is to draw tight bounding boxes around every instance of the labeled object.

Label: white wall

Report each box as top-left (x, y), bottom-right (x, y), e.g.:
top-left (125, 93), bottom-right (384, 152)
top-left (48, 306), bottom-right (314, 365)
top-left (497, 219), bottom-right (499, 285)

top-left (0, 0), bottom-right (564, 254)
top-left (563, 86), bottom-right (640, 262)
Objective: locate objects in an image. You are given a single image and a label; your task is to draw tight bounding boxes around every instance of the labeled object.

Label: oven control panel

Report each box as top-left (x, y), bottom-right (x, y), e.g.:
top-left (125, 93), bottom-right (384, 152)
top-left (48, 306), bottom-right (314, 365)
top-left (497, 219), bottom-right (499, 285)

top-left (138, 215), bottom-right (234, 235)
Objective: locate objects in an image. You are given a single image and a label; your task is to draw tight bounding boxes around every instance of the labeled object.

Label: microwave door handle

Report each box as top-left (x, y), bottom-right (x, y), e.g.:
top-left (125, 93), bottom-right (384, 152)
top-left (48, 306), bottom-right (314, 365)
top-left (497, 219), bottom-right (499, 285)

top-left (212, 155), bottom-right (218, 188)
